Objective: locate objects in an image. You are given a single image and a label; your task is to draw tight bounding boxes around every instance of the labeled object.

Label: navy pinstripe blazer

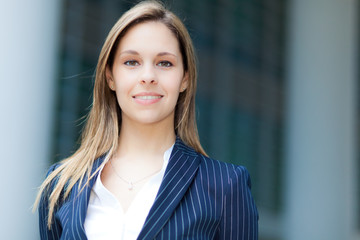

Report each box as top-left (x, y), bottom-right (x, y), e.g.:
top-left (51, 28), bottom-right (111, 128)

top-left (39, 138), bottom-right (258, 239)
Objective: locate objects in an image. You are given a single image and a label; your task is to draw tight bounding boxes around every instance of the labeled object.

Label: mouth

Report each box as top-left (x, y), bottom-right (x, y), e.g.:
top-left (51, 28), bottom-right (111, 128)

top-left (132, 93), bottom-right (164, 105)
top-left (133, 95), bottom-right (163, 100)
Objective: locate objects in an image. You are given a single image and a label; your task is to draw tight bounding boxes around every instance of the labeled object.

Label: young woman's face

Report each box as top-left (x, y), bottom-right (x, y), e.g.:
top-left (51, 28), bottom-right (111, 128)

top-left (107, 21), bottom-right (187, 127)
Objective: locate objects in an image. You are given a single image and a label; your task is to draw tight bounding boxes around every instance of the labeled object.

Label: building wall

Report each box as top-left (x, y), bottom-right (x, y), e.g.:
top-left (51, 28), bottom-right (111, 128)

top-left (0, 0), bottom-right (61, 239)
top-left (284, 0), bottom-right (359, 239)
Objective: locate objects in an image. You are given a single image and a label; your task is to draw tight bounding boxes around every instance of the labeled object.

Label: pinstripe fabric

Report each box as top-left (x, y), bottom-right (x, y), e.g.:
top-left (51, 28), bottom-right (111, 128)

top-left (39, 138), bottom-right (258, 239)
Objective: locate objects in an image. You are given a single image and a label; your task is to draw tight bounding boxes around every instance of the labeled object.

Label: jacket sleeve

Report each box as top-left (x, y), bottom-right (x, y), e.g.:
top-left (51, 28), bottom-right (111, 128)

top-left (216, 165), bottom-right (259, 239)
top-left (38, 164), bottom-right (62, 240)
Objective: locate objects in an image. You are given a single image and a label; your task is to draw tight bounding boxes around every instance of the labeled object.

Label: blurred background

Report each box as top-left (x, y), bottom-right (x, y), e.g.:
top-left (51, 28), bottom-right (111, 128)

top-left (0, 0), bottom-right (358, 239)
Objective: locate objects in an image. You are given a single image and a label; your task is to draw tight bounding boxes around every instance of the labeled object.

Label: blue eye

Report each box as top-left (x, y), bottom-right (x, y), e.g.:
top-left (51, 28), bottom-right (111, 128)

top-left (124, 60), bottom-right (139, 66)
top-left (157, 61), bottom-right (172, 67)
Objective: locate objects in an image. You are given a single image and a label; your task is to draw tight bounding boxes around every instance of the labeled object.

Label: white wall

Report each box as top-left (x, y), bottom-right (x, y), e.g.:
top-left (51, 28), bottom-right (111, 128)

top-left (284, 0), bottom-right (358, 239)
top-left (0, 0), bottom-right (61, 239)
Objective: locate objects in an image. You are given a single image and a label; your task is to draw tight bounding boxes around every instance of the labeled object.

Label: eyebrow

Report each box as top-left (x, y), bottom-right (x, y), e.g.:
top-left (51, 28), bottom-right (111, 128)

top-left (119, 50), bottom-right (139, 56)
top-left (119, 50), bottom-right (177, 58)
top-left (157, 52), bottom-right (177, 57)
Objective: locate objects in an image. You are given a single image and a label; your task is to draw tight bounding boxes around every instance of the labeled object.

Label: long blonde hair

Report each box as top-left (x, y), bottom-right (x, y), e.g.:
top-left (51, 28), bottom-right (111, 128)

top-left (34, 0), bottom-right (206, 229)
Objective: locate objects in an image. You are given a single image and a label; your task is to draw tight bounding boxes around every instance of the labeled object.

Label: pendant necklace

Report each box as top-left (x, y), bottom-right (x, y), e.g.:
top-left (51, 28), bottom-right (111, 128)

top-left (109, 160), bottom-right (161, 190)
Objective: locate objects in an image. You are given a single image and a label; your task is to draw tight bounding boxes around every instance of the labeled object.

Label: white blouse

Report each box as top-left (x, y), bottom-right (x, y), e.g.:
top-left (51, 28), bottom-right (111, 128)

top-left (84, 145), bottom-right (173, 240)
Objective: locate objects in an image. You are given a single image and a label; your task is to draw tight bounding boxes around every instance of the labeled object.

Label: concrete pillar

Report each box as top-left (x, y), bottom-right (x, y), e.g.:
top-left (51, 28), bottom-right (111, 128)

top-left (0, 0), bottom-right (61, 239)
top-left (284, 0), bottom-right (358, 239)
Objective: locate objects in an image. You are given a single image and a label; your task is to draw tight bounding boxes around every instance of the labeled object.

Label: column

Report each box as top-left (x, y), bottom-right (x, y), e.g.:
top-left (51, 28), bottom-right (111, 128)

top-left (0, 0), bottom-right (61, 239)
top-left (284, 0), bottom-right (358, 239)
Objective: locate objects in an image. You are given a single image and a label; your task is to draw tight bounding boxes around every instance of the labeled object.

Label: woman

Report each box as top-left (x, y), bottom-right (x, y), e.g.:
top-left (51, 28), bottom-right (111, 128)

top-left (34, 1), bottom-right (258, 239)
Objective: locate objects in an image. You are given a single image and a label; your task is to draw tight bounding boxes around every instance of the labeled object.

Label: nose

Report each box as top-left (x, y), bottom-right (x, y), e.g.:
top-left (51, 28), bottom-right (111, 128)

top-left (140, 64), bottom-right (157, 85)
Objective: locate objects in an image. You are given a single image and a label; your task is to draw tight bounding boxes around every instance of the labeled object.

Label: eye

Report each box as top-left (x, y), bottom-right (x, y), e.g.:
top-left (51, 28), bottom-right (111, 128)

top-left (124, 60), bottom-right (139, 66)
top-left (157, 61), bottom-right (173, 67)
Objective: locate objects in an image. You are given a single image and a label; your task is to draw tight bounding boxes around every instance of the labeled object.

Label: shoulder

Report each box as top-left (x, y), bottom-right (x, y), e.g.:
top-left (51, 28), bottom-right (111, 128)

top-left (179, 143), bottom-right (259, 236)
top-left (39, 163), bottom-right (66, 210)
top-left (197, 154), bottom-right (252, 187)
top-left (176, 138), bottom-right (252, 187)
top-left (45, 162), bottom-right (61, 177)
top-left (43, 154), bottom-right (105, 192)
top-left (197, 155), bottom-right (259, 226)
top-left (42, 163), bottom-right (62, 191)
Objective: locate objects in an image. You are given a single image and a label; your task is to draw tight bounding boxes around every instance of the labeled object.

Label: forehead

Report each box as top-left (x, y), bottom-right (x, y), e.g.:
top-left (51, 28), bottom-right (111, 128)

top-left (117, 21), bottom-right (181, 54)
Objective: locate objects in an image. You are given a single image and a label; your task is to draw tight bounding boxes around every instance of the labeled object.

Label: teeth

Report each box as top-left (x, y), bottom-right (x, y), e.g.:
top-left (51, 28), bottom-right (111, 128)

top-left (135, 95), bottom-right (162, 100)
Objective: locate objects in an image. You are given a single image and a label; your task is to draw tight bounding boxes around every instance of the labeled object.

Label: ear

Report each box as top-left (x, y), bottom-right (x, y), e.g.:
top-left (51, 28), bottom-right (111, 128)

top-left (106, 66), bottom-right (115, 91)
top-left (180, 72), bottom-right (189, 92)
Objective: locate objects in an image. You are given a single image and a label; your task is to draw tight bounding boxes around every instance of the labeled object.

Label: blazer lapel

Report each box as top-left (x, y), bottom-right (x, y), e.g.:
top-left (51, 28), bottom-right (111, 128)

top-left (138, 138), bottom-right (201, 240)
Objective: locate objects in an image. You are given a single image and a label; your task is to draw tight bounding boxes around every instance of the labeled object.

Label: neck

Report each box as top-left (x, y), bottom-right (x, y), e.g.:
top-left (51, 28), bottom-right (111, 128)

top-left (116, 118), bottom-right (176, 162)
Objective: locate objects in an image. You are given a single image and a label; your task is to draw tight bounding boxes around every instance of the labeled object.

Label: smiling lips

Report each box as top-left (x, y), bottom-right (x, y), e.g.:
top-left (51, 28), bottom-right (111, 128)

top-left (133, 93), bottom-right (163, 105)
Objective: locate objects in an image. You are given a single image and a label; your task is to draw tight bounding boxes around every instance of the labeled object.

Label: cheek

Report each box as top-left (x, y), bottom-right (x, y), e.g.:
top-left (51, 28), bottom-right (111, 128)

top-left (165, 83), bottom-right (182, 106)
top-left (165, 71), bottom-right (184, 90)
top-left (112, 78), bottom-right (131, 107)
top-left (113, 71), bottom-right (132, 92)
top-left (164, 82), bottom-right (182, 100)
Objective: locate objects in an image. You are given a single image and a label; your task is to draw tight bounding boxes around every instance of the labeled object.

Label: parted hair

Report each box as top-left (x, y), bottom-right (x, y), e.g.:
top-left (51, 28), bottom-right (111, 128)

top-left (33, 0), bottom-right (206, 229)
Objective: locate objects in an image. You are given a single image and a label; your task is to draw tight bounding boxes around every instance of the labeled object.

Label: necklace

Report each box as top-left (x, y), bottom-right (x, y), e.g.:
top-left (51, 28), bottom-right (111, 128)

top-left (109, 160), bottom-right (162, 190)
